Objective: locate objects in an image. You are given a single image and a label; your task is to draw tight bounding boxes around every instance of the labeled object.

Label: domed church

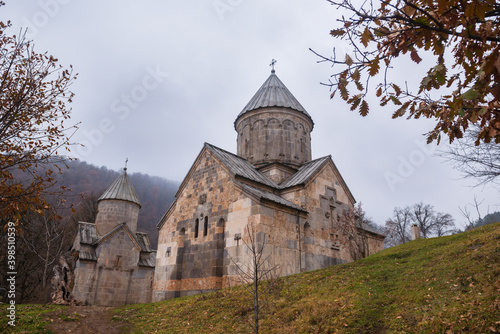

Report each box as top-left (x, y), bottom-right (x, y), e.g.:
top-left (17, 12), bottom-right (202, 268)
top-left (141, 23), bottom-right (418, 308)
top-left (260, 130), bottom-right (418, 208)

top-left (71, 166), bottom-right (156, 306)
top-left (153, 65), bottom-right (385, 300)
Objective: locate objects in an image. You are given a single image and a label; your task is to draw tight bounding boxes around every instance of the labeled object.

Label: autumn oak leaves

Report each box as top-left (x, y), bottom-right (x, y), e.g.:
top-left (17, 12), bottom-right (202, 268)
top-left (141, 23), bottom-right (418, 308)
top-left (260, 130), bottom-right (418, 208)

top-left (323, 0), bottom-right (500, 145)
top-left (0, 16), bottom-right (77, 221)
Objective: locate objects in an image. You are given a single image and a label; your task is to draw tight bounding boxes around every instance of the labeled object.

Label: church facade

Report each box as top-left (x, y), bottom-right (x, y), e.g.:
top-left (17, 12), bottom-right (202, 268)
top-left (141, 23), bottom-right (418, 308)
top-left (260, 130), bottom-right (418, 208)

top-left (152, 68), bottom-right (385, 301)
top-left (71, 168), bottom-right (156, 306)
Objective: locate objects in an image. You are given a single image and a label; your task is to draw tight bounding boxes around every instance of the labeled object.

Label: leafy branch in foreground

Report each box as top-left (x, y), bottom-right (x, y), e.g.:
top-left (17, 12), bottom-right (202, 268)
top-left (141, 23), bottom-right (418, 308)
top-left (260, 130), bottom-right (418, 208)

top-left (313, 0), bottom-right (500, 145)
top-left (0, 13), bottom-right (78, 223)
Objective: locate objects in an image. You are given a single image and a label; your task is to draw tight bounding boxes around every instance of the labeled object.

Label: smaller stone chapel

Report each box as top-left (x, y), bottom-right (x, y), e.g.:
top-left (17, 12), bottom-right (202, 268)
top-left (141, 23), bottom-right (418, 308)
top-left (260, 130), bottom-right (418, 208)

top-left (71, 167), bottom-right (156, 306)
top-left (152, 65), bottom-right (385, 301)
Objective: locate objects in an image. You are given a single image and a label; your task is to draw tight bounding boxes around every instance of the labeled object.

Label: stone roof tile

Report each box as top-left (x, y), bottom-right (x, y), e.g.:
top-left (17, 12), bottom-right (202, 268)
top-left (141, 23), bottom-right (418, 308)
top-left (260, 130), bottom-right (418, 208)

top-left (241, 184), bottom-right (305, 212)
top-left (237, 71), bottom-right (313, 122)
top-left (79, 250), bottom-right (97, 261)
top-left (205, 143), bottom-right (277, 188)
top-left (279, 156), bottom-right (330, 189)
top-left (98, 168), bottom-right (141, 207)
top-left (138, 252), bottom-right (156, 267)
top-left (136, 232), bottom-right (153, 252)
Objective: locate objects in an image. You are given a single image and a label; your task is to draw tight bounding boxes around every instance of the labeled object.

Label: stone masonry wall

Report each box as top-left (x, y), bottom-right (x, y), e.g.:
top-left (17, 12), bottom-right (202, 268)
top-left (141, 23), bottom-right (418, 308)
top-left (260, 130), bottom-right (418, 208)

top-left (72, 260), bottom-right (97, 304)
top-left (281, 162), bottom-right (354, 268)
top-left (92, 229), bottom-right (140, 306)
top-left (235, 108), bottom-right (313, 168)
top-left (154, 148), bottom-right (241, 300)
top-left (365, 232), bottom-right (385, 255)
top-left (95, 200), bottom-right (140, 235)
top-left (129, 267), bottom-right (154, 304)
top-left (251, 204), bottom-right (300, 276)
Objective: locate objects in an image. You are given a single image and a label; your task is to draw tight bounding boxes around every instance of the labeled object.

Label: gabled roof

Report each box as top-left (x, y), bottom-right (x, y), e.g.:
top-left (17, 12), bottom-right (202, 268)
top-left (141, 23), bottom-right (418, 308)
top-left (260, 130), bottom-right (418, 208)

top-left (236, 70), bottom-right (313, 124)
top-left (96, 222), bottom-right (142, 250)
top-left (279, 155), bottom-right (356, 205)
top-left (357, 221), bottom-right (386, 238)
top-left (138, 251), bottom-right (156, 268)
top-left (206, 143), bottom-right (277, 188)
top-left (98, 168), bottom-right (141, 207)
top-left (279, 156), bottom-right (331, 189)
top-left (241, 184), bottom-right (305, 212)
top-left (136, 232), bottom-right (153, 252)
top-left (74, 221), bottom-right (155, 264)
top-left (74, 222), bottom-right (98, 261)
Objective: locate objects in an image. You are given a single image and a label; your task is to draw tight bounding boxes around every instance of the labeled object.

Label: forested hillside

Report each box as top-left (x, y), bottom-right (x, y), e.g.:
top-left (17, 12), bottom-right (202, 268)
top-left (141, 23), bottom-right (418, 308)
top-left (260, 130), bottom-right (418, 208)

top-left (58, 159), bottom-right (179, 249)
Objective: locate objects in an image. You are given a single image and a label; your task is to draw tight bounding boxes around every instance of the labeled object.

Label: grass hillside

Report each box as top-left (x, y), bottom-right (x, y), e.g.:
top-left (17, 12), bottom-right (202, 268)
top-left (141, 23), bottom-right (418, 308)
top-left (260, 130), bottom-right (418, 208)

top-left (2, 223), bottom-right (499, 333)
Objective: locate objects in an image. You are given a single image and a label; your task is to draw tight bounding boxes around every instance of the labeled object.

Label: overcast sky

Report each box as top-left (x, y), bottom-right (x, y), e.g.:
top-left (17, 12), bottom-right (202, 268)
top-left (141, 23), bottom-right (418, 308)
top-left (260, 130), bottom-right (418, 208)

top-left (3, 0), bottom-right (498, 228)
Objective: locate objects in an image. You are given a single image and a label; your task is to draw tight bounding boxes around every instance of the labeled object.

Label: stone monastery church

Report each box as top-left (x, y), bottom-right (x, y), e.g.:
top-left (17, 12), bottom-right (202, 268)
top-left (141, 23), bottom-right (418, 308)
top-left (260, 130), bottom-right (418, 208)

top-left (152, 67), bottom-right (385, 300)
top-left (70, 66), bottom-right (385, 306)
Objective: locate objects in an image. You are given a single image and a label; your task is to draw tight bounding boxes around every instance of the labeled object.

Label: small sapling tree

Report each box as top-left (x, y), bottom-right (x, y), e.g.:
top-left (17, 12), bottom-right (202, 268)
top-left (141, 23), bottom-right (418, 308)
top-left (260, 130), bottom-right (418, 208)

top-left (231, 222), bottom-right (281, 334)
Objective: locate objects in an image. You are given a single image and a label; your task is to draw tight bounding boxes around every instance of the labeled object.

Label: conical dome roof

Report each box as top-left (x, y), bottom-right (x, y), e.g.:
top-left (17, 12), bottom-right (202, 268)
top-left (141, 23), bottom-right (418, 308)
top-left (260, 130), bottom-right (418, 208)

top-left (236, 70), bottom-right (313, 124)
top-left (98, 168), bottom-right (141, 207)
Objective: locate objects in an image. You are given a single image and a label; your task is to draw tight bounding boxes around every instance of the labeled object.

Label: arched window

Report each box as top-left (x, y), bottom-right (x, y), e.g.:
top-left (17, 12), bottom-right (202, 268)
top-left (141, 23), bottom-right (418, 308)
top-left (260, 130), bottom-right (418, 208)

top-left (194, 219), bottom-right (199, 238)
top-left (179, 228), bottom-right (186, 247)
top-left (219, 218), bottom-right (226, 230)
top-left (203, 216), bottom-right (208, 236)
top-left (304, 222), bottom-right (311, 234)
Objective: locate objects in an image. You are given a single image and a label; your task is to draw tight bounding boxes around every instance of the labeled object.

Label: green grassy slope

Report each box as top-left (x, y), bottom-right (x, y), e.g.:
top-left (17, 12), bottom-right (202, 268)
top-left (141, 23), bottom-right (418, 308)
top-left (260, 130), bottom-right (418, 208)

top-left (115, 223), bottom-right (500, 333)
top-left (1, 223), bottom-right (498, 333)
top-left (0, 304), bottom-right (64, 333)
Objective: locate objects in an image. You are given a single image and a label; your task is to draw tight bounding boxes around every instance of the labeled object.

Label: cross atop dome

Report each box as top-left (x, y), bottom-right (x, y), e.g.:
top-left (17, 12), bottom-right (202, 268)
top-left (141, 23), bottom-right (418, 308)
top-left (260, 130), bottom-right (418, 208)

top-left (270, 59), bottom-right (277, 73)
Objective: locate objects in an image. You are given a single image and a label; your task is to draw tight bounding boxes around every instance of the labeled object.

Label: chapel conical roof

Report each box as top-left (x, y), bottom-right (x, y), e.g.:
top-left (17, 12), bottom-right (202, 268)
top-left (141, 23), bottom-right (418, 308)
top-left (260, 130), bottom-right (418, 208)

top-left (98, 167), bottom-right (141, 207)
top-left (236, 69), bottom-right (313, 123)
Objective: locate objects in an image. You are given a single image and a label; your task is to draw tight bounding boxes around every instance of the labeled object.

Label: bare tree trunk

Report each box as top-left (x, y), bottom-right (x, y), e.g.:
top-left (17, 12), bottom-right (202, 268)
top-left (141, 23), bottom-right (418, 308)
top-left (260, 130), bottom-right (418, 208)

top-left (42, 238), bottom-right (51, 303)
top-left (18, 201), bottom-right (73, 302)
top-left (253, 252), bottom-right (259, 334)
